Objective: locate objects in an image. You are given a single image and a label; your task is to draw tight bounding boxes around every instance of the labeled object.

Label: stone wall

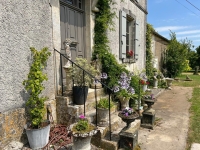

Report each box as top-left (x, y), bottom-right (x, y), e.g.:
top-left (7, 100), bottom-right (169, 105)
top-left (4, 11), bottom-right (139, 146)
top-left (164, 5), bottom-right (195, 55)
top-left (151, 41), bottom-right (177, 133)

top-left (0, 108), bottom-right (26, 149)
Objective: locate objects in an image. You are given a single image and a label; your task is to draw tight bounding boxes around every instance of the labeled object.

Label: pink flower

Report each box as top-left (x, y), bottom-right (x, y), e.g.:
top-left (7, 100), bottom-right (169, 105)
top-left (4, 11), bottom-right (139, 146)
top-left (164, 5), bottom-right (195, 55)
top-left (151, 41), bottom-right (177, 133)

top-left (79, 114), bottom-right (85, 119)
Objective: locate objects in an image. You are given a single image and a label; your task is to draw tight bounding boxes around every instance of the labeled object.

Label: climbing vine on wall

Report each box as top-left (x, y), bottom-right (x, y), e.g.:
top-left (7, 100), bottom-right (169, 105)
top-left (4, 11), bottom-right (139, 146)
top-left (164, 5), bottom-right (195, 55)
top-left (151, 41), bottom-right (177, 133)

top-left (146, 24), bottom-right (154, 76)
top-left (92, 0), bottom-right (127, 87)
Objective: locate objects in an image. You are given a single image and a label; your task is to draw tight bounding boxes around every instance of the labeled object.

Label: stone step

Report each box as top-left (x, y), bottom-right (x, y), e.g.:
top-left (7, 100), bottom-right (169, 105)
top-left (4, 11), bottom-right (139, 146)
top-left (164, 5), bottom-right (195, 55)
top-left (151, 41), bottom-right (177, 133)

top-left (92, 119), bottom-right (141, 150)
top-left (85, 104), bottom-right (119, 124)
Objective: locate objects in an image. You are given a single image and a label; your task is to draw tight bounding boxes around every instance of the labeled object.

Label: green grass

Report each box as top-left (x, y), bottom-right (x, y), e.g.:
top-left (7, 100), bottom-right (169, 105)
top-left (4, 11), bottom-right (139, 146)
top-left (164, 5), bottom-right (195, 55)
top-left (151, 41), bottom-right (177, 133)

top-left (173, 73), bottom-right (200, 87)
top-left (186, 87), bottom-right (200, 150)
top-left (175, 73), bottom-right (200, 150)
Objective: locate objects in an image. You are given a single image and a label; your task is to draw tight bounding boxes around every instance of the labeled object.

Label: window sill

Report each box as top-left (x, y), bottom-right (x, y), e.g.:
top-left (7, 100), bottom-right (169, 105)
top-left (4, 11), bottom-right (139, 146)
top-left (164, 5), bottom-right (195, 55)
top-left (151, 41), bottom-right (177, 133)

top-left (122, 58), bottom-right (136, 64)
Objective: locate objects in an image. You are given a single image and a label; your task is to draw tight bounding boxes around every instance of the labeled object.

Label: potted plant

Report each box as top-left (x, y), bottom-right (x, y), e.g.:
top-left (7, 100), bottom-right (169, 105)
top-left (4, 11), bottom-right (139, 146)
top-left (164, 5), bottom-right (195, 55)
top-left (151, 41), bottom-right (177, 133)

top-left (23, 47), bottom-right (51, 149)
top-left (71, 58), bottom-right (99, 105)
top-left (118, 107), bottom-right (139, 129)
top-left (140, 79), bottom-right (150, 92)
top-left (71, 115), bottom-right (97, 150)
top-left (97, 97), bottom-right (114, 126)
top-left (113, 72), bottom-right (137, 110)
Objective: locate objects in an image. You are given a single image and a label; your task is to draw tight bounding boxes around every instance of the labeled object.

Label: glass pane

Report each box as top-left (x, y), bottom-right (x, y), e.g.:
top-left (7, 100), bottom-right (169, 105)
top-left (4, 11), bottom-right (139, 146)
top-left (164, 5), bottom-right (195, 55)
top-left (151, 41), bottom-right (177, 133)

top-left (79, 0), bottom-right (82, 9)
top-left (65, 0), bottom-right (73, 4)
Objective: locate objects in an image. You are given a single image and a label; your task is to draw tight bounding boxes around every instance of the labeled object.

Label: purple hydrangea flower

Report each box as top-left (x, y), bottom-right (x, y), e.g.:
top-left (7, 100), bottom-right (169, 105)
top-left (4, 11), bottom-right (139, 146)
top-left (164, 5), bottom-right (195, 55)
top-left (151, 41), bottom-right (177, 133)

top-left (101, 72), bottom-right (108, 79)
top-left (128, 87), bottom-right (135, 94)
top-left (113, 86), bottom-right (120, 93)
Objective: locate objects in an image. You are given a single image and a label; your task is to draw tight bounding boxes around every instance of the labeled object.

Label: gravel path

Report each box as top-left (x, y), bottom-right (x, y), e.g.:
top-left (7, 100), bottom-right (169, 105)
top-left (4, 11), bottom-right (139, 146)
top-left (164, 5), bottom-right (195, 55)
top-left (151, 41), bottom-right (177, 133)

top-left (139, 86), bottom-right (193, 150)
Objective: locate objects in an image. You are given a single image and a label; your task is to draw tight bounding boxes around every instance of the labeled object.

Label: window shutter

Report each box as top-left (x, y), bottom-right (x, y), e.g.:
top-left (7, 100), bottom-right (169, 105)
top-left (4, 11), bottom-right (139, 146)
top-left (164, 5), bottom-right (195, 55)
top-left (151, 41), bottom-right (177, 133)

top-left (134, 20), bottom-right (139, 60)
top-left (119, 10), bottom-right (127, 59)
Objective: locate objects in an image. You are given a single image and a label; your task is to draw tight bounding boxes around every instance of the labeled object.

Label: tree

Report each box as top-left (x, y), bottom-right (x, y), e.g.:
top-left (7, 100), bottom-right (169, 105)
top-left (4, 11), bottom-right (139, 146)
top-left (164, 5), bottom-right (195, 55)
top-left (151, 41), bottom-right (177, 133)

top-left (163, 32), bottom-right (190, 78)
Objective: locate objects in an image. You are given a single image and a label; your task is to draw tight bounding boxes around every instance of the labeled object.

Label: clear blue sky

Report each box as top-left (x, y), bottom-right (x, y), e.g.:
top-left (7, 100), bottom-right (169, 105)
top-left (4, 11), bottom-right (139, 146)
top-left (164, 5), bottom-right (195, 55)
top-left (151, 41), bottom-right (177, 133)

top-left (147, 0), bottom-right (200, 50)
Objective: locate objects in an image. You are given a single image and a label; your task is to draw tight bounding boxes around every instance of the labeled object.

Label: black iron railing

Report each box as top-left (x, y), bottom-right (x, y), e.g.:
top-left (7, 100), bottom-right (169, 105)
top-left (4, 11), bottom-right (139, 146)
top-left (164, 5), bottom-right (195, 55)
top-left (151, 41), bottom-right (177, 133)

top-left (54, 49), bottom-right (113, 140)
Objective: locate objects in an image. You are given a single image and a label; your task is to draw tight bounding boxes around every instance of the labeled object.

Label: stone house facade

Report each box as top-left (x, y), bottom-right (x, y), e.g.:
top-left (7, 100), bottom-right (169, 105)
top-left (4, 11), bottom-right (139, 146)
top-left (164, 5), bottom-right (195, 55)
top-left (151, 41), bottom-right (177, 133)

top-left (0, 0), bottom-right (147, 147)
top-left (151, 31), bottom-right (169, 71)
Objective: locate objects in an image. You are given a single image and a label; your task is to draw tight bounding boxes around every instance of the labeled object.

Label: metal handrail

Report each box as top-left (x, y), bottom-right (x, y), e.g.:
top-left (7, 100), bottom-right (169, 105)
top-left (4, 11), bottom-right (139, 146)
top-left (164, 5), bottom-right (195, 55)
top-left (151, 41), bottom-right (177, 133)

top-left (54, 48), bottom-right (113, 140)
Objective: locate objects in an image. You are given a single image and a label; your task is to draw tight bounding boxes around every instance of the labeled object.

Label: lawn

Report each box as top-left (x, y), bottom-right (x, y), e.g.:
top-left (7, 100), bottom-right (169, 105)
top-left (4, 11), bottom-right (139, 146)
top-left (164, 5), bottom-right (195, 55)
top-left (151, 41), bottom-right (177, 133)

top-left (174, 73), bottom-right (200, 150)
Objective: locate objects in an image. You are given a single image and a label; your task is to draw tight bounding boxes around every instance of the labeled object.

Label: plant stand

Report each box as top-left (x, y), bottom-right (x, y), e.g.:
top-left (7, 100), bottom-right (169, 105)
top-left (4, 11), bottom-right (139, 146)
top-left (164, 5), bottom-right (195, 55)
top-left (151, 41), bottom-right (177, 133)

top-left (141, 99), bottom-right (155, 129)
top-left (165, 78), bottom-right (174, 90)
top-left (118, 112), bottom-right (139, 130)
top-left (153, 79), bottom-right (158, 89)
top-left (63, 67), bottom-right (73, 95)
top-left (119, 119), bottom-right (141, 150)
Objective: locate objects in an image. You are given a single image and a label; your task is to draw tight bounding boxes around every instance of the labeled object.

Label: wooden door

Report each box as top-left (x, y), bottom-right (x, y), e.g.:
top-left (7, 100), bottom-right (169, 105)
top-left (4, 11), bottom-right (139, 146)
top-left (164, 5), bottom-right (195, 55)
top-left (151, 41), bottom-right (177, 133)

top-left (60, 0), bottom-right (85, 61)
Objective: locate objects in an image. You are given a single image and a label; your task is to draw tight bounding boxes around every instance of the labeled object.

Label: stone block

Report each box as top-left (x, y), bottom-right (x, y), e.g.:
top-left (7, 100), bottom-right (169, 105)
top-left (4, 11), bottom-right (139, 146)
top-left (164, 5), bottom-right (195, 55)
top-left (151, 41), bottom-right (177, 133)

top-left (119, 119), bottom-right (141, 150)
top-left (0, 108), bottom-right (26, 149)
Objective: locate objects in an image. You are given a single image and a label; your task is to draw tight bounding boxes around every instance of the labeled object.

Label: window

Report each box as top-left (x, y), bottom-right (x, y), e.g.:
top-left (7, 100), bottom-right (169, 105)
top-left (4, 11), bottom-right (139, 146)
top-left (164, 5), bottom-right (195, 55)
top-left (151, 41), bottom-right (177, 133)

top-left (61, 0), bottom-right (83, 10)
top-left (119, 10), bottom-right (139, 62)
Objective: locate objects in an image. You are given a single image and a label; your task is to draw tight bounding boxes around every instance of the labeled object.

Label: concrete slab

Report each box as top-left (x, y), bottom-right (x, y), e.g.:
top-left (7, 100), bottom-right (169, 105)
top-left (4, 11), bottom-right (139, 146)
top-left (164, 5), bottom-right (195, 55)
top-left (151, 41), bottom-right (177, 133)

top-left (191, 143), bottom-right (200, 150)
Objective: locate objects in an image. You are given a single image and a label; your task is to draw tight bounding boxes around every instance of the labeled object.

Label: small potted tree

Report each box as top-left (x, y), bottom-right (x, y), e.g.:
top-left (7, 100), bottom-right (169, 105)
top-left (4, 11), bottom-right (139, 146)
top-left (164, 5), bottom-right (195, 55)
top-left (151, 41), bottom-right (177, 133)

top-left (23, 47), bottom-right (51, 149)
top-left (71, 58), bottom-right (99, 105)
top-left (97, 97), bottom-right (114, 126)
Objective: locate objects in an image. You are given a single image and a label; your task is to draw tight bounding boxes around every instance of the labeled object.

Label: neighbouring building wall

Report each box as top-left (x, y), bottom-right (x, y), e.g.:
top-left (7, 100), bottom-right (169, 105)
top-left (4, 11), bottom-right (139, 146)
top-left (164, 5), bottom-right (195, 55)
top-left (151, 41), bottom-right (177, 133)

top-left (151, 32), bottom-right (169, 70)
top-left (0, 0), bottom-right (55, 147)
top-left (108, 0), bottom-right (147, 72)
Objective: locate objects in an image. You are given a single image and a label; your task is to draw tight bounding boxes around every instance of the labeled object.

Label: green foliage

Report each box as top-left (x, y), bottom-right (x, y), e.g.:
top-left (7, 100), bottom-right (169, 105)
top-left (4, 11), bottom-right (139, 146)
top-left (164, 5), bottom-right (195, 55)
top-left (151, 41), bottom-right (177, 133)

top-left (92, 0), bottom-right (128, 88)
top-left (117, 89), bottom-right (137, 100)
top-left (75, 119), bottom-right (89, 131)
top-left (146, 24), bottom-right (155, 77)
top-left (164, 32), bottom-right (191, 78)
top-left (71, 57), bottom-right (99, 86)
top-left (130, 75), bottom-right (142, 97)
top-left (188, 50), bottom-right (198, 69)
top-left (23, 47), bottom-right (51, 128)
top-left (97, 97), bottom-right (114, 109)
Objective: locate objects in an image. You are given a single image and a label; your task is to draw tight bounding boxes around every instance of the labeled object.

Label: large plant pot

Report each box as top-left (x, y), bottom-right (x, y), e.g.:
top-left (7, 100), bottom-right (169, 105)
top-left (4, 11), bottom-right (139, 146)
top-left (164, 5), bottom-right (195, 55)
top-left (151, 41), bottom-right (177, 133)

top-left (73, 86), bottom-right (88, 105)
top-left (72, 124), bottom-right (97, 150)
top-left (142, 85), bottom-right (148, 92)
top-left (119, 97), bottom-right (130, 110)
top-left (25, 121), bottom-right (50, 149)
top-left (97, 108), bottom-right (109, 126)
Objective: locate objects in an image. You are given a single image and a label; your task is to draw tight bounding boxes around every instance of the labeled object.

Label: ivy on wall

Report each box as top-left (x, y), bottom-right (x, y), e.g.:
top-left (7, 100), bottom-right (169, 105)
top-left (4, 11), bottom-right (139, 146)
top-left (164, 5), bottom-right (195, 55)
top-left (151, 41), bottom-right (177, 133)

top-left (92, 0), bottom-right (127, 88)
top-left (146, 24), bottom-right (154, 76)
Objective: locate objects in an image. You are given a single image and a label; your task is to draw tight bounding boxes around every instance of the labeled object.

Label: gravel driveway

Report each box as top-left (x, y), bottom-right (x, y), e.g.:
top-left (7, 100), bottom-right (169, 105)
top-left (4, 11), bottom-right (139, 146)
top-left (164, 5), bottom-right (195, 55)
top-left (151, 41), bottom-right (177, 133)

top-left (139, 86), bottom-right (193, 150)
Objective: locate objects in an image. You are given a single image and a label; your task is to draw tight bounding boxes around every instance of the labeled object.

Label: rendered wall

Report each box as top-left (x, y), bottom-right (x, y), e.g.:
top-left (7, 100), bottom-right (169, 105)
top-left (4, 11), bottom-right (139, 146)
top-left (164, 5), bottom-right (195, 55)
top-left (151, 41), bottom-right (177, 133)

top-left (108, 0), bottom-right (147, 72)
top-left (0, 0), bottom-right (55, 147)
top-left (0, 0), bottom-right (54, 112)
